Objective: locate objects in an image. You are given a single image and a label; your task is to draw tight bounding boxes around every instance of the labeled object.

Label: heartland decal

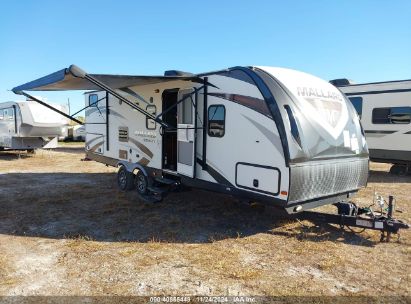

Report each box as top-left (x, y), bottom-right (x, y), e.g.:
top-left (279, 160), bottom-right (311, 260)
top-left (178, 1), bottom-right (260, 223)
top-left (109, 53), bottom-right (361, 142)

top-left (297, 87), bottom-right (343, 101)
top-left (134, 130), bottom-right (156, 138)
top-left (134, 130), bottom-right (156, 144)
top-left (296, 87), bottom-right (345, 129)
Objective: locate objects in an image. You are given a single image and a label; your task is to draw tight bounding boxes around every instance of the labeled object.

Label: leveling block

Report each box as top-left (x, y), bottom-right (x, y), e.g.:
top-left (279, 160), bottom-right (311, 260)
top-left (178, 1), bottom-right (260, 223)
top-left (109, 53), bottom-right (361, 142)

top-left (294, 195), bottom-right (409, 241)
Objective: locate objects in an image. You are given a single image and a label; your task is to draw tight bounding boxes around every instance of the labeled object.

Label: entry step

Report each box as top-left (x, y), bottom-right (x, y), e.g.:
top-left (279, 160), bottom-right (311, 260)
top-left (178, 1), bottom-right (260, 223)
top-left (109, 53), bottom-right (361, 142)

top-left (147, 186), bottom-right (168, 194)
top-left (137, 193), bottom-right (162, 204)
top-left (154, 176), bottom-right (179, 185)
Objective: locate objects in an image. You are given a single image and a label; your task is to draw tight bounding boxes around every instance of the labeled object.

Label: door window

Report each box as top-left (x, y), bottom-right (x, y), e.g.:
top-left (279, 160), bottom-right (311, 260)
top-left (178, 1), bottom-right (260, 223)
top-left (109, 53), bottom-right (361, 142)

top-left (181, 94), bottom-right (193, 124)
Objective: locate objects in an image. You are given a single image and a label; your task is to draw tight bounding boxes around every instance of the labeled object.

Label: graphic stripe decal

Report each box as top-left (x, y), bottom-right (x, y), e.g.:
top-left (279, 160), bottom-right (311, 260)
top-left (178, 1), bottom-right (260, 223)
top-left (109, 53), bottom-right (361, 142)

top-left (85, 135), bottom-right (104, 147)
top-left (138, 157), bottom-right (150, 166)
top-left (242, 115), bottom-right (283, 156)
top-left (88, 141), bottom-right (104, 152)
top-left (208, 92), bottom-right (272, 118)
top-left (128, 137), bottom-right (154, 159)
top-left (196, 157), bottom-right (233, 186)
top-left (86, 107), bottom-right (125, 119)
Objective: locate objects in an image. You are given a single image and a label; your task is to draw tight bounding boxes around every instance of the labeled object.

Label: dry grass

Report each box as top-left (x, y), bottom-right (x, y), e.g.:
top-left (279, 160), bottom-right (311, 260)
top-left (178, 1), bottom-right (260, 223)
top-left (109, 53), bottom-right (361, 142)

top-left (0, 147), bottom-right (410, 298)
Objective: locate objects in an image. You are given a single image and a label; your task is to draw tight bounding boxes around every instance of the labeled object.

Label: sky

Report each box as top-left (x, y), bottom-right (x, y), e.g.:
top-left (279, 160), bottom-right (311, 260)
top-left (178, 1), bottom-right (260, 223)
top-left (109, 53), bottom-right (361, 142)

top-left (0, 0), bottom-right (410, 114)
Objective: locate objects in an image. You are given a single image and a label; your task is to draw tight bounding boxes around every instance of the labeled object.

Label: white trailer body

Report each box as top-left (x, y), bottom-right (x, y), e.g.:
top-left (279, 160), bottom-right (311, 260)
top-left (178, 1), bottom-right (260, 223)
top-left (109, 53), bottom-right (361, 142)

top-left (0, 99), bottom-right (68, 150)
top-left (13, 65), bottom-right (369, 213)
top-left (332, 79), bottom-right (411, 172)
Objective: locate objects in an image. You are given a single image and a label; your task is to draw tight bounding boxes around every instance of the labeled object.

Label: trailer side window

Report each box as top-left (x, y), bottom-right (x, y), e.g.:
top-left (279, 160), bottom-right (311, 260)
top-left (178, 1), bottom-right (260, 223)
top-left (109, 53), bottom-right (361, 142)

top-left (146, 105), bottom-right (156, 130)
top-left (89, 94), bottom-right (99, 107)
top-left (348, 97), bottom-right (363, 118)
top-left (3, 108), bottom-right (14, 120)
top-left (372, 107), bottom-right (411, 124)
top-left (9, 108), bottom-right (14, 120)
top-left (208, 105), bottom-right (225, 137)
top-left (390, 107), bottom-right (411, 124)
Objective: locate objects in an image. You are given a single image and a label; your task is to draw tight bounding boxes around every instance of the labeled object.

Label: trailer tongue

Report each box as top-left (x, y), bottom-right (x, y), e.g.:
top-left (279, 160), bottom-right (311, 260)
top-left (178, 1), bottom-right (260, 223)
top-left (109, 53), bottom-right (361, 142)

top-left (294, 195), bottom-right (409, 242)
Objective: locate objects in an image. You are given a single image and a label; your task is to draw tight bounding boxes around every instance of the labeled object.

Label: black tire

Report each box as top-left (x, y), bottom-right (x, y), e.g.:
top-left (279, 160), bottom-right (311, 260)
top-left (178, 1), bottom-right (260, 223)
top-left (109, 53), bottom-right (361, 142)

top-left (117, 166), bottom-right (134, 191)
top-left (134, 170), bottom-right (148, 195)
top-left (389, 164), bottom-right (406, 175)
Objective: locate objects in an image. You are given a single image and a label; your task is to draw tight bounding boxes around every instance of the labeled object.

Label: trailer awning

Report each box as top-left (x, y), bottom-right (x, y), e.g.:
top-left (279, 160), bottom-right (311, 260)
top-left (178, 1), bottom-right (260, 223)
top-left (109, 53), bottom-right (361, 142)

top-left (12, 64), bottom-right (202, 93)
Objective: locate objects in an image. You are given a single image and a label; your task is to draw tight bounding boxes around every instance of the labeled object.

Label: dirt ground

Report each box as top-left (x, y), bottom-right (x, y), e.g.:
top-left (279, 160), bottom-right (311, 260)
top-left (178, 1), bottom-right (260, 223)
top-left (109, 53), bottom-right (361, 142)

top-left (0, 145), bottom-right (410, 301)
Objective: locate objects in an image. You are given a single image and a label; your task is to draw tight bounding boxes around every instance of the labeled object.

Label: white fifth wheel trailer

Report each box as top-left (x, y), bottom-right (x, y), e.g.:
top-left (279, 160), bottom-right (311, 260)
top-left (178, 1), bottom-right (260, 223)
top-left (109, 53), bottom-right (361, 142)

top-left (0, 98), bottom-right (68, 151)
top-left (331, 78), bottom-right (411, 174)
top-left (12, 65), bottom-right (370, 214)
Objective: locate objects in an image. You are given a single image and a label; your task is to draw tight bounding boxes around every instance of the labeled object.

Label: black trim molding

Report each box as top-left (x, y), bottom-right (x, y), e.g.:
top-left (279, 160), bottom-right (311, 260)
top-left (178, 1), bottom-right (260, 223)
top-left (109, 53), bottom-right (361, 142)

top-left (196, 157), bottom-right (232, 186)
top-left (231, 67), bottom-right (290, 166)
top-left (364, 130), bottom-right (396, 134)
top-left (344, 88), bottom-right (411, 96)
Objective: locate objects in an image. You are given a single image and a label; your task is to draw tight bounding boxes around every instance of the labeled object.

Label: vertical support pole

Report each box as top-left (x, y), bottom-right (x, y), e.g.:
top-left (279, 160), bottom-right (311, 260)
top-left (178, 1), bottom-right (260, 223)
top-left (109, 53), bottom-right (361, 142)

top-left (193, 89), bottom-right (198, 178)
top-left (12, 105), bottom-right (17, 134)
top-left (202, 77), bottom-right (208, 170)
top-left (388, 195), bottom-right (394, 219)
top-left (386, 195), bottom-right (395, 242)
top-left (106, 91), bottom-right (110, 151)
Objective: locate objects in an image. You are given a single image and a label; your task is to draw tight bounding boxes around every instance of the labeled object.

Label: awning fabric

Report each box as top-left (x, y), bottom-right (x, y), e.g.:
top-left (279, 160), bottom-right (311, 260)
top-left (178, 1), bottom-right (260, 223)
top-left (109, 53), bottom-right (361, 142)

top-left (12, 65), bottom-right (202, 93)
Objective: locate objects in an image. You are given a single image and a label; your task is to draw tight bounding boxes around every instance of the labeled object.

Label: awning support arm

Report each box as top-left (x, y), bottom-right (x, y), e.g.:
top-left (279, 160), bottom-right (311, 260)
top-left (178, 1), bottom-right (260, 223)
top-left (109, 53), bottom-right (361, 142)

top-left (18, 91), bottom-right (84, 125)
top-left (70, 96), bottom-right (106, 117)
top-left (70, 66), bottom-right (170, 128)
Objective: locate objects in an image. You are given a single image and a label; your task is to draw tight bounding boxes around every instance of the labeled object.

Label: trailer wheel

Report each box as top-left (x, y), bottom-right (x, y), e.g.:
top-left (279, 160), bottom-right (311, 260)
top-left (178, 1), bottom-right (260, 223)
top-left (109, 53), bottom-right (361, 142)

top-left (117, 166), bottom-right (134, 191)
top-left (135, 170), bottom-right (148, 195)
top-left (390, 164), bottom-right (406, 175)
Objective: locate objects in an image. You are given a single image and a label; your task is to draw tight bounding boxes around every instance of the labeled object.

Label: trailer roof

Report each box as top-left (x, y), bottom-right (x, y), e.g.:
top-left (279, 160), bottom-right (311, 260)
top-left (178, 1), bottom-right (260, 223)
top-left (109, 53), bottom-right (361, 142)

top-left (12, 65), bottom-right (203, 93)
top-left (332, 78), bottom-right (411, 88)
top-left (335, 78), bottom-right (411, 96)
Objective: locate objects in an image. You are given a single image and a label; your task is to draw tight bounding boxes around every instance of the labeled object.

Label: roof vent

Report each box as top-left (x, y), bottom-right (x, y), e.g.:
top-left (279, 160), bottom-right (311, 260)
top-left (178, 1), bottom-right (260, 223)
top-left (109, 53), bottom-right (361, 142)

top-left (164, 70), bottom-right (194, 77)
top-left (329, 78), bottom-right (354, 86)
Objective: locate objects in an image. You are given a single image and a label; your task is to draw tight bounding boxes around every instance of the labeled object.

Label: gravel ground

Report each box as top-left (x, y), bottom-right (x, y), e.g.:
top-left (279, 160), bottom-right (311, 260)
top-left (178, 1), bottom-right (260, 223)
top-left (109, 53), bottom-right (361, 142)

top-left (0, 146), bottom-right (410, 302)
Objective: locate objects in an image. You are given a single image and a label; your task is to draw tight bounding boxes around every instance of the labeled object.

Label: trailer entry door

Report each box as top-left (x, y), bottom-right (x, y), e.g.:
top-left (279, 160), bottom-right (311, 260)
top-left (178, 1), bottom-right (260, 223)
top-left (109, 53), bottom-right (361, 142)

top-left (177, 89), bottom-right (195, 177)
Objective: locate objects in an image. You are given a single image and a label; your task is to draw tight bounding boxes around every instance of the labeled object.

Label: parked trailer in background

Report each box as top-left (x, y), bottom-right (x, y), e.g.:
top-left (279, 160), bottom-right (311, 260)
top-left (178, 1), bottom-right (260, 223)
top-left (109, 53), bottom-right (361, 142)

top-left (60, 125), bottom-right (86, 141)
top-left (331, 78), bottom-right (411, 174)
top-left (0, 98), bottom-right (68, 151)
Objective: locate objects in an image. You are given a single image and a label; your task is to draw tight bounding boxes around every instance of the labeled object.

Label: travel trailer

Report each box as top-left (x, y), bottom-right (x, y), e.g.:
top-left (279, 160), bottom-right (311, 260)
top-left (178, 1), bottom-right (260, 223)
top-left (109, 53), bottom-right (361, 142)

top-left (72, 125), bottom-right (85, 141)
top-left (331, 78), bottom-right (411, 174)
top-left (61, 124), bottom-right (86, 141)
top-left (13, 65), bottom-right (369, 214)
top-left (0, 98), bottom-right (68, 151)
